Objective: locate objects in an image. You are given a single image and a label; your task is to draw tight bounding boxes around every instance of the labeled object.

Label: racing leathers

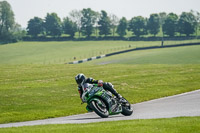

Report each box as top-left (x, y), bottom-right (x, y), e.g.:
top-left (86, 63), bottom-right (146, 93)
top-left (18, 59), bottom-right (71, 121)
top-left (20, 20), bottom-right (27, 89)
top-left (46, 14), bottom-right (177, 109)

top-left (77, 77), bottom-right (121, 102)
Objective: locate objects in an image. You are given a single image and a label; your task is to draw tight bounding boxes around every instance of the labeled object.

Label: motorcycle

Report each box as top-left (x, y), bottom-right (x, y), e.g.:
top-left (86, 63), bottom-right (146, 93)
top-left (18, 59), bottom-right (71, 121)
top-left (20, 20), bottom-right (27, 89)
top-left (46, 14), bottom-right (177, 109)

top-left (81, 83), bottom-right (133, 118)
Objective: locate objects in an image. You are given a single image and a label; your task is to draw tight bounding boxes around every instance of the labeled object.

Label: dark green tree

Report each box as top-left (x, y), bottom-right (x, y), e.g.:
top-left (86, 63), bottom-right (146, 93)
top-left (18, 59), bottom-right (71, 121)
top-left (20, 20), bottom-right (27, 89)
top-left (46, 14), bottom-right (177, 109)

top-left (148, 13), bottom-right (160, 36)
top-left (27, 17), bottom-right (44, 37)
top-left (81, 8), bottom-right (96, 37)
top-left (116, 17), bottom-right (127, 37)
top-left (44, 13), bottom-right (62, 36)
top-left (178, 12), bottom-right (197, 36)
top-left (0, 1), bottom-right (15, 40)
top-left (62, 17), bottom-right (77, 37)
top-left (98, 10), bottom-right (111, 36)
top-left (128, 16), bottom-right (147, 37)
top-left (190, 10), bottom-right (200, 37)
top-left (196, 11), bottom-right (200, 36)
top-left (163, 13), bottom-right (178, 37)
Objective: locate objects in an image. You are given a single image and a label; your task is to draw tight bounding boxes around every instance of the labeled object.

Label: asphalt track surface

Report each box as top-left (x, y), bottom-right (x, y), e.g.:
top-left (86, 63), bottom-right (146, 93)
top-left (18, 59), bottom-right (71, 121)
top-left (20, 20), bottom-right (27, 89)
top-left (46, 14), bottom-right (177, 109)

top-left (0, 89), bottom-right (200, 128)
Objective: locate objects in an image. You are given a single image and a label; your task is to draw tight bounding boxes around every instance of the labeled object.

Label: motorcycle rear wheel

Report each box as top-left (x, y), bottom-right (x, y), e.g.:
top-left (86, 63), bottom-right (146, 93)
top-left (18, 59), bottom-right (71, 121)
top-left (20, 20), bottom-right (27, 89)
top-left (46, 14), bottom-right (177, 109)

top-left (121, 98), bottom-right (133, 116)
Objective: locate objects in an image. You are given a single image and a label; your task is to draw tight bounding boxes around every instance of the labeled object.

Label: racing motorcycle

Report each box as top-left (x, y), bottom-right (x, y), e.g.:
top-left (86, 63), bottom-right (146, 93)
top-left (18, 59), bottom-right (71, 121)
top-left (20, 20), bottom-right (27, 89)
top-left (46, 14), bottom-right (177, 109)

top-left (81, 83), bottom-right (133, 118)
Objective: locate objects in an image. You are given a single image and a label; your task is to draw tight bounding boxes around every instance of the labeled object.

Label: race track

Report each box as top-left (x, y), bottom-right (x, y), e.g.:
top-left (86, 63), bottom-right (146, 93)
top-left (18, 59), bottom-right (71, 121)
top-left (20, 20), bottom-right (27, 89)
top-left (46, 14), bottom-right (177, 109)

top-left (0, 89), bottom-right (200, 128)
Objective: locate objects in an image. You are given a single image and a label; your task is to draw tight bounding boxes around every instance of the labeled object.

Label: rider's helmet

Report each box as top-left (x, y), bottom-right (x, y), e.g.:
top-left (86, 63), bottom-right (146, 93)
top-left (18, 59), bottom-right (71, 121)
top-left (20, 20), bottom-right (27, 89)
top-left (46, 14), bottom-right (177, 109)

top-left (75, 73), bottom-right (86, 86)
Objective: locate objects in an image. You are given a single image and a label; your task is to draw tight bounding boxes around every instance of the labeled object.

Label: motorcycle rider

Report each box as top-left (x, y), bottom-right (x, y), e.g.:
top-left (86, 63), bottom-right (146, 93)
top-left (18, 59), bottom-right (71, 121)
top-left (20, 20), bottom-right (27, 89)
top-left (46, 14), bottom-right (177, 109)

top-left (75, 73), bottom-right (122, 112)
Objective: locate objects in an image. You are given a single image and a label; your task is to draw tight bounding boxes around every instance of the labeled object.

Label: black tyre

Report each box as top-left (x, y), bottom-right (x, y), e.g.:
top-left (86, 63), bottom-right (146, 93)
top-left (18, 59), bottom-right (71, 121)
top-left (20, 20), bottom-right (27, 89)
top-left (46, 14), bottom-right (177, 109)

top-left (90, 100), bottom-right (109, 118)
top-left (121, 98), bottom-right (133, 116)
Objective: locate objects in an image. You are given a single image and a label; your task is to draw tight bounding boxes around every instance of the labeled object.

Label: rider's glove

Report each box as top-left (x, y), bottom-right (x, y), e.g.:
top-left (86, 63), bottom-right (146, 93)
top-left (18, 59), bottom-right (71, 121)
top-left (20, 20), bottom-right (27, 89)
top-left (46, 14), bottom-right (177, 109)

top-left (81, 92), bottom-right (88, 103)
top-left (81, 96), bottom-right (87, 103)
top-left (98, 80), bottom-right (103, 87)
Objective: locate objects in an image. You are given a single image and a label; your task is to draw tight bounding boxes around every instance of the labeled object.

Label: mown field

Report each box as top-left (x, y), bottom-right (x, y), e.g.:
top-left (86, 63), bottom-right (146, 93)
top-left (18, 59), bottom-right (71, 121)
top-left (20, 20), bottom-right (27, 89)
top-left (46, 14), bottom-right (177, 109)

top-left (0, 40), bottom-right (200, 132)
top-left (0, 40), bottom-right (199, 64)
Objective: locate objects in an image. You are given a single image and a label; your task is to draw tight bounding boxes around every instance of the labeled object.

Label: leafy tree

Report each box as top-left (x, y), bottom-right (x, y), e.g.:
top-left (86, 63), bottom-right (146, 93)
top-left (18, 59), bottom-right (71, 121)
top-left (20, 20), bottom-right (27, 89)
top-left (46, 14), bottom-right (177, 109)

top-left (196, 11), bottom-right (200, 36)
top-left (11, 23), bottom-right (27, 41)
top-left (27, 17), bottom-right (44, 37)
top-left (98, 10), bottom-right (111, 36)
top-left (148, 13), bottom-right (160, 36)
top-left (159, 12), bottom-right (167, 26)
top-left (44, 13), bottom-right (62, 36)
top-left (0, 1), bottom-right (15, 40)
top-left (116, 17), bottom-right (127, 37)
top-left (128, 16), bottom-right (147, 37)
top-left (159, 12), bottom-right (167, 37)
top-left (109, 14), bottom-right (119, 37)
top-left (190, 10), bottom-right (200, 37)
top-left (163, 13), bottom-right (178, 37)
top-left (69, 10), bottom-right (82, 38)
top-left (81, 8), bottom-right (96, 37)
top-left (62, 17), bottom-right (77, 37)
top-left (178, 12), bottom-right (197, 36)
top-left (94, 12), bottom-right (100, 37)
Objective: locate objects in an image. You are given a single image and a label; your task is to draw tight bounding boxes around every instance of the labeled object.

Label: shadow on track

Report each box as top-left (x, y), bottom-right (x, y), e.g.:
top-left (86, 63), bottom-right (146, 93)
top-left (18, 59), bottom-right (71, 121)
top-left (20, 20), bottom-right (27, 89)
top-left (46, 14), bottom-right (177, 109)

top-left (69, 114), bottom-right (124, 121)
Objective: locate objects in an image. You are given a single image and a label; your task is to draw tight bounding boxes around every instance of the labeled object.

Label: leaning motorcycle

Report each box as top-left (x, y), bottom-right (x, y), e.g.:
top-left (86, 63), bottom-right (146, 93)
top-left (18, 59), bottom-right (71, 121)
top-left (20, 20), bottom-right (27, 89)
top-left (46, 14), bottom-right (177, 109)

top-left (81, 83), bottom-right (133, 118)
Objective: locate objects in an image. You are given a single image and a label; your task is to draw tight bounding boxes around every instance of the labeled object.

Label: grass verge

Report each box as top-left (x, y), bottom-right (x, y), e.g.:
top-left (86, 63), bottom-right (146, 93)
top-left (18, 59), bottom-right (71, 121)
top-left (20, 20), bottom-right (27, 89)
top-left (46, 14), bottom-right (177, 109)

top-left (87, 45), bottom-right (200, 65)
top-left (0, 40), bottom-right (199, 64)
top-left (0, 117), bottom-right (200, 133)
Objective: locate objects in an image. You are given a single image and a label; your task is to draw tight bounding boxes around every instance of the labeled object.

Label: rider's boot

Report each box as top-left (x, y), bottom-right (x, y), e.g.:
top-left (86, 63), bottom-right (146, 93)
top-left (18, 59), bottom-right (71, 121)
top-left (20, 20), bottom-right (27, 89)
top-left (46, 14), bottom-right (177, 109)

top-left (117, 94), bottom-right (122, 99)
top-left (103, 82), bottom-right (122, 99)
top-left (86, 105), bottom-right (93, 112)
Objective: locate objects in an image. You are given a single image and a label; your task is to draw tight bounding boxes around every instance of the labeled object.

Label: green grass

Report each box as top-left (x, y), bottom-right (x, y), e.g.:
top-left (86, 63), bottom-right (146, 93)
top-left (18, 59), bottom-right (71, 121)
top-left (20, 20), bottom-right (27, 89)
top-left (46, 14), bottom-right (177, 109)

top-left (0, 117), bottom-right (200, 133)
top-left (0, 41), bottom-right (155, 64)
top-left (88, 45), bottom-right (200, 65)
top-left (0, 64), bottom-right (200, 124)
top-left (0, 40), bottom-right (200, 65)
top-left (0, 40), bottom-right (200, 132)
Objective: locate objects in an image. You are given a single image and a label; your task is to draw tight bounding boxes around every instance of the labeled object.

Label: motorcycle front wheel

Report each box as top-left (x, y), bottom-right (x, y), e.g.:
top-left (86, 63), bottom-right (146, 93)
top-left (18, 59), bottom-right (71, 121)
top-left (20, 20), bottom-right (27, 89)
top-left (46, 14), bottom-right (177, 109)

top-left (90, 100), bottom-right (109, 118)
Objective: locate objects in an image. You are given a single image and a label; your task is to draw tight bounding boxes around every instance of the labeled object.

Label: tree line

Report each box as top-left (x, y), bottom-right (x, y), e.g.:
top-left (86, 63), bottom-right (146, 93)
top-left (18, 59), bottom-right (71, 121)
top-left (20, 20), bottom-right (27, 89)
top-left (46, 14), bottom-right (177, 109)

top-left (26, 9), bottom-right (200, 39)
top-left (1, 1), bottom-right (200, 43)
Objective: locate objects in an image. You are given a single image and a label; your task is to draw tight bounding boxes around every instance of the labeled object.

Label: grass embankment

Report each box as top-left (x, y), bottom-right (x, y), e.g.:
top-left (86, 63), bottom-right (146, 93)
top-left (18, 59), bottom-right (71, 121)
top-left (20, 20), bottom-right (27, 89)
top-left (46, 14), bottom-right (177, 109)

top-left (88, 45), bottom-right (200, 65)
top-left (0, 41), bottom-right (155, 64)
top-left (0, 64), bottom-right (200, 124)
top-left (0, 40), bottom-right (199, 65)
top-left (0, 117), bottom-right (200, 133)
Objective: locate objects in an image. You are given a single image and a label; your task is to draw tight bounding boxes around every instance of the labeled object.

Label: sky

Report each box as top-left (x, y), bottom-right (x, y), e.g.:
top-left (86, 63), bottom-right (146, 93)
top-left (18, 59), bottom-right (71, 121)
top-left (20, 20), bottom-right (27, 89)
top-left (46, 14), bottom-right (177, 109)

top-left (4, 0), bottom-right (200, 28)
